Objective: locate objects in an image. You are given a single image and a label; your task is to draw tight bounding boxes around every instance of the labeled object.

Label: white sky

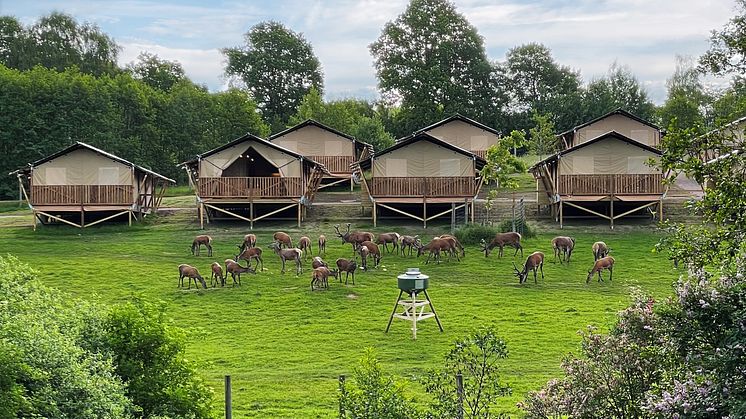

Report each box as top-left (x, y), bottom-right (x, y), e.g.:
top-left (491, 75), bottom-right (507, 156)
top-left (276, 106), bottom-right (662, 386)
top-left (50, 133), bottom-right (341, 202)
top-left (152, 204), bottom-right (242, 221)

top-left (0, 0), bottom-right (737, 104)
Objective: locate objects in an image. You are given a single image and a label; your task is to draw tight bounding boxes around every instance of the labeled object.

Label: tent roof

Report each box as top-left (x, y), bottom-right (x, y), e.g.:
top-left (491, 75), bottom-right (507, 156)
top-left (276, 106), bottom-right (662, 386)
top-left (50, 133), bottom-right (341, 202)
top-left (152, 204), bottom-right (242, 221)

top-left (13, 141), bottom-right (175, 182)
top-left (558, 108), bottom-right (661, 138)
top-left (413, 113), bottom-right (501, 138)
top-left (184, 133), bottom-right (307, 165)
top-left (361, 132), bottom-right (486, 170)
top-left (269, 119), bottom-right (372, 148)
top-left (530, 131), bottom-right (663, 170)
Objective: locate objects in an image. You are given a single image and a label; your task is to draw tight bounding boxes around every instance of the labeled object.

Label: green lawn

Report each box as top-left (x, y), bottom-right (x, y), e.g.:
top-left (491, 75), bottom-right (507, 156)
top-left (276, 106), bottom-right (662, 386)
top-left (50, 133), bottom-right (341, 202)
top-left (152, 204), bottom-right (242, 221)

top-left (0, 217), bottom-right (679, 417)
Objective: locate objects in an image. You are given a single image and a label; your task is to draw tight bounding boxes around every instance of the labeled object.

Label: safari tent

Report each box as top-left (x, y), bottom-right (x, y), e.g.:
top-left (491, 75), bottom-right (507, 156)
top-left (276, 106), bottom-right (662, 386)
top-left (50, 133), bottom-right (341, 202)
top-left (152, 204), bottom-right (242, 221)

top-left (530, 131), bottom-right (664, 228)
top-left (417, 114), bottom-right (501, 159)
top-left (359, 132), bottom-right (486, 227)
top-left (13, 142), bottom-right (174, 229)
top-left (269, 119), bottom-right (373, 190)
top-left (182, 133), bottom-right (327, 228)
top-left (558, 108), bottom-right (662, 149)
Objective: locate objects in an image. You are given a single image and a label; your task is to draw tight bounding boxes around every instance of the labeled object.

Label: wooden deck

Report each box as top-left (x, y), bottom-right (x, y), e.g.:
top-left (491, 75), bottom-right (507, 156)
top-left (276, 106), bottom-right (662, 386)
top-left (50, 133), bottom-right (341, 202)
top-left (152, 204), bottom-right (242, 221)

top-left (370, 177), bottom-right (476, 198)
top-left (198, 177), bottom-right (303, 198)
top-left (31, 185), bottom-right (133, 205)
top-left (309, 155), bottom-right (354, 173)
top-left (558, 174), bottom-right (663, 196)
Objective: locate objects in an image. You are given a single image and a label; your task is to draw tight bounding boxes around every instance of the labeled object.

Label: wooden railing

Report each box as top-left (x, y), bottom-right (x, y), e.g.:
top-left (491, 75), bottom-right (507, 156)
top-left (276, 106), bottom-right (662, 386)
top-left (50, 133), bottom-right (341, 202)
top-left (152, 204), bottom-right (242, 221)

top-left (472, 150), bottom-right (488, 160)
top-left (558, 174), bottom-right (664, 195)
top-left (31, 185), bottom-right (133, 205)
top-left (370, 177), bottom-right (476, 197)
top-left (308, 155), bottom-right (354, 173)
top-left (198, 177), bottom-right (303, 198)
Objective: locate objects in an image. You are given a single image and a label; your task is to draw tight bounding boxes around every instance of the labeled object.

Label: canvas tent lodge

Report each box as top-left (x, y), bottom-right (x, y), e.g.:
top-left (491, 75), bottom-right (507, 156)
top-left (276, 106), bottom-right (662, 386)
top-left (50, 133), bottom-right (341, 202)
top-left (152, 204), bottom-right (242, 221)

top-left (531, 129), bottom-right (665, 229)
top-left (13, 142), bottom-right (174, 229)
top-left (418, 114), bottom-right (501, 160)
top-left (359, 132), bottom-right (486, 227)
top-left (269, 119), bottom-right (373, 191)
top-left (182, 133), bottom-right (327, 228)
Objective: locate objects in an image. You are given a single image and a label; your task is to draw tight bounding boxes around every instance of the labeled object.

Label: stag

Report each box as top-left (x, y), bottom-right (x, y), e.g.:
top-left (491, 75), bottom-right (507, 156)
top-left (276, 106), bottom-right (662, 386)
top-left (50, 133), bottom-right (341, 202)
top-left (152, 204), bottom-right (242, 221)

top-left (376, 232), bottom-right (400, 253)
top-left (334, 223), bottom-right (374, 252)
top-left (481, 232), bottom-right (523, 258)
top-left (310, 266), bottom-right (339, 290)
top-left (417, 238), bottom-right (455, 264)
top-left (552, 236), bottom-right (575, 264)
top-left (210, 262), bottom-right (225, 287)
top-left (318, 234), bottom-right (326, 255)
top-left (191, 235), bottom-right (213, 256)
top-left (587, 256), bottom-right (615, 283)
top-left (235, 246), bottom-right (264, 271)
top-left (336, 258), bottom-right (357, 285)
top-left (178, 264), bottom-right (207, 289)
top-left (238, 233), bottom-right (257, 253)
top-left (273, 232), bottom-right (293, 248)
top-left (592, 241), bottom-right (609, 261)
top-left (399, 235), bottom-right (420, 256)
top-left (268, 241), bottom-right (303, 275)
top-left (298, 236), bottom-right (312, 260)
top-left (224, 259), bottom-right (254, 286)
top-left (513, 252), bottom-right (545, 284)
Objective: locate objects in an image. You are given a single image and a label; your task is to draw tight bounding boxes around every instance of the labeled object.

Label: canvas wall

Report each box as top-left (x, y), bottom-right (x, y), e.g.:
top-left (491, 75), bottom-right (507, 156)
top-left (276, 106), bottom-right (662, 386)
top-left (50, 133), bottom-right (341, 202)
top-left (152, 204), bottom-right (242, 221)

top-left (558, 137), bottom-right (660, 175)
top-left (574, 114), bottom-right (660, 147)
top-left (425, 120), bottom-right (499, 152)
top-left (199, 140), bottom-right (302, 178)
top-left (372, 141), bottom-right (474, 177)
top-left (32, 148), bottom-right (133, 186)
top-left (272, 125), bottom-right (353, 157)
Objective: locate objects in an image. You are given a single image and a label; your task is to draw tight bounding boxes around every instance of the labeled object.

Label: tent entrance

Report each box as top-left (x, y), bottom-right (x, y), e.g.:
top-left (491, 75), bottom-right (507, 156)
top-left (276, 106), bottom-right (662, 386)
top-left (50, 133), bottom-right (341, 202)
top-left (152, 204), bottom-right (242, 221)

top-left (222, 147), bottom-right (280, 177)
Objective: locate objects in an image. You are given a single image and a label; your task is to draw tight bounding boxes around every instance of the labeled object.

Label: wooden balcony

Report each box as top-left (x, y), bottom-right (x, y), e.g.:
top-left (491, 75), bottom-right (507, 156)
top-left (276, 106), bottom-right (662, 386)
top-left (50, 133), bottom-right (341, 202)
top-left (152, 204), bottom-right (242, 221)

top-left (472, 150), bottom-right (488, 160)
top-left (198, 177), bottom-right (303, 198)
top-left (558, 174), bottom-right (664, 195)
top-left (309, 155), bottom-right (354, 173)
top-left (370, 177), bottom-right (476, 197)
top-left (31, 185), bottom-right (133, 205)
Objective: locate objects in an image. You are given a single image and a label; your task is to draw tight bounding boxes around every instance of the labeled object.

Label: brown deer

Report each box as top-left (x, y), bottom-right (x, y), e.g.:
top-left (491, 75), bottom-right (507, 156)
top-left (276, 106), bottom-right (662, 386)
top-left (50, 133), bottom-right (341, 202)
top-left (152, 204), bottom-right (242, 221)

top-left (552, 236), bottom-right (575, 264)
top-left (512, 252), bottom-right (545, 284)
top-left (268, 241), bottom-right (303, 275)
top-left (416, 238), bottom-right (454, 264)
top-left (376, 232), bottom-right (400, 253)
top-left (336, 258), bottom-right (357, 285)
top-left (592, 241), bottom-right (609, 261)
top-left (587, 256), bottom-right (615, 284)
top-left (399, 235), bottom-right (420, 256)
top-left (481, 232), bottom-right (523, 258)
top-left (273, 232), bottom-right (293, 248)
top-left (224, 259), bottom-right (255, 286)
top-left (298, 236), bottom-right (312, 260)
top-left (437, 234), bottom-right (465, 258)
top-left (178, 264), bottom-right (207, 289)
top-left (356, 240), bottom-right (381, 268)
top-left (235, 246), bottom-right (264, 271)
top-left (310, 266), bottom-right (339, 290)
top-left (318, 234), bottom-right (326, 255)
top-left (191, 235), bottom-right (213, 256)
top-left (334, 223), bottom-right (374, 252)
top-left (210, 262), bottom-right (225, 287)
top-left (435, 235), bottom-right (462, 261)
top-left (238, 233), bottom-right (257, 253)
top-left (311, 256), bottom-right (328, 269)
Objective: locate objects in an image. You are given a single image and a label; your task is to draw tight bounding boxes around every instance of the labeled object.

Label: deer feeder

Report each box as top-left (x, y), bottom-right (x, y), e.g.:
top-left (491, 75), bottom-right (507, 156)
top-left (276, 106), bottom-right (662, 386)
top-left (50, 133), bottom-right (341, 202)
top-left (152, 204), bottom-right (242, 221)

top-left (385, 268), bottom-right (443, 339)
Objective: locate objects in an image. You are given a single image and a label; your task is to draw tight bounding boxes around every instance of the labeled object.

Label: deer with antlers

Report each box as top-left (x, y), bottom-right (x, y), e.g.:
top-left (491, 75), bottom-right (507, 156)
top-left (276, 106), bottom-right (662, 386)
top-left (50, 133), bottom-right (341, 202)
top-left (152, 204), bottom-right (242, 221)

top-left (513, 252), bottom-right (545, 284)
top-left (268, 241), bottom-right (303, 275)
top-left (481, 232), bottom-right (523, 258)
top-left (552, 236), bottom-right (575, 264)
top-left (587, 256), bottom-right (615, 284)
top-left (334, 223), bottom-right (374, 253)
top-left (191, 235), bottom-right (213, 256)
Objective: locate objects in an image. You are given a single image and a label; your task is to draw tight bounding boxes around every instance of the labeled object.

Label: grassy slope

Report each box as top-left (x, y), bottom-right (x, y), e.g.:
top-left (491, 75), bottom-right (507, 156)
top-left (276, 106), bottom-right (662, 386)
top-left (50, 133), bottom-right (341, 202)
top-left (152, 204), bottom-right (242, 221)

top-left (0, 218), bottom-right (678, 418)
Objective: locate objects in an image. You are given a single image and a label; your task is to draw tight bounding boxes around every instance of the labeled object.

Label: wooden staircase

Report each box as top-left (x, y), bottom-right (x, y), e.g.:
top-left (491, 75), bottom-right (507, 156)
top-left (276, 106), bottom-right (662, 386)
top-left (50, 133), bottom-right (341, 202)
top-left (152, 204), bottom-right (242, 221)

top-left (304, 165), bottom-right (327, 204)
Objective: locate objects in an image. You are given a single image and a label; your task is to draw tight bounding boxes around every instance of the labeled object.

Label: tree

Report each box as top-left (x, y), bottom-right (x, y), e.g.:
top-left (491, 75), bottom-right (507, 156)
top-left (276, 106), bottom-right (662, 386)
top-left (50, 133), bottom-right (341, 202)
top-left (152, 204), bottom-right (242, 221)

top-left (223, 21), bottom-right (323, 133)
top-left (528, 112), bottom-right (557, 159)
top-left (126, 52), bottom-right (185, 91)
top-left (369, 0), bottom-right (504, 135)
top-left (700, 0), bottom-right (746, 78)
top-left (0, 16), bottom-right (27, 69)
top-left (581, 62), bottom-right (656, 122)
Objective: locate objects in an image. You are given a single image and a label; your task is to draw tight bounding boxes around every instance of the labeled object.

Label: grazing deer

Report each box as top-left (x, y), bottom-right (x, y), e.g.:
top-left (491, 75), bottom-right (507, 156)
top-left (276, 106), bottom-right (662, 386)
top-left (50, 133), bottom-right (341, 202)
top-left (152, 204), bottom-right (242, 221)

top-left (310, 266), bottom-right (339, 290)
top-left (318, 234), bottom-right (326, 255)
top-left (210, 262), bottom-right (225, 287)
top-left (513, 252), bottom-right (545, 284)
top-left (435, 235), bottom-right (463, 260)
top-left (336, 258), bottom-right (357, 285)
top-left (358, 245), bottom-right (370, 270)
top-left (238, 233), bottom-right (257, 253)
top-left (298, 236), bottom-right (312, 260)
top-left (273, 232), bottom-right (293, 248)
top-left (311, 256), bottom-right (328, 269)
top-left (376, 232), bottom-right (400, 253)
top-left (334, 223), bottom-right (374, 252)
top-left (437, 234), bottom-right (465, 258)
top-left (235, 246), bottom-right (264, 271)
top-left (552, 236), bottom-right (575, 264)
top-left (191, 235), bottom-right (213, 256)
top-left (178, 264), bottom-right (207, 289)
top-left (417, 238), bottom-right (455, 264)
top-left (481, 232), bottom-right (523, 258)
top-left (592, 241), bottom-right (609, 261)
top-left (356, 240), bottom-right (381, 268)
top-left (224, 259), bottom-right (255, 286)
top-left (399, 235), bottom-right (420, 256)
top-left (268, 241), bottom-right (303, 275)
top-left (587, 256), bottom-right (615, 284)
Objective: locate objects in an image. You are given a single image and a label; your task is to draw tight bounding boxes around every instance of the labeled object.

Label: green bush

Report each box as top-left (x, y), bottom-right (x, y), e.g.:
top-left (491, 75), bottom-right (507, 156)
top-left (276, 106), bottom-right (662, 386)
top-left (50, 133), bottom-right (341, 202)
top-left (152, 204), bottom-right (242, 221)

top-left (454, 224), bottom-right (499, 245)
top-left (496, 219), bottom-right (537, 239)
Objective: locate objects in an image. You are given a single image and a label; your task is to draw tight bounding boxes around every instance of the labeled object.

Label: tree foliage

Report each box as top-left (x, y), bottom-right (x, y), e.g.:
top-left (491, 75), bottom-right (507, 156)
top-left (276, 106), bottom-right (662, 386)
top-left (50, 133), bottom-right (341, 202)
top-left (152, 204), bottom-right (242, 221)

top-left (369, 0), bottom-right (504, 137)
top-left (528, 113), bottom-right (557, 158)
top-left (223, 21), bottom-right (323, 133)
top-left (582, 62), bottom-right (656, 122)
top-left (700, 0), bottom-right (746, 78)
top-left (126, 52), bottom-right (186, 91)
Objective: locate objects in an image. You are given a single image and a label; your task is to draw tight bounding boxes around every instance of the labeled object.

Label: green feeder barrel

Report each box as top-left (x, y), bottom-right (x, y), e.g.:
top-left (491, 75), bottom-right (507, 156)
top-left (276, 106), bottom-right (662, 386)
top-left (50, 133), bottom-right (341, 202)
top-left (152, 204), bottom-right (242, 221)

top-left (397, 268), bottom-right (429, 293)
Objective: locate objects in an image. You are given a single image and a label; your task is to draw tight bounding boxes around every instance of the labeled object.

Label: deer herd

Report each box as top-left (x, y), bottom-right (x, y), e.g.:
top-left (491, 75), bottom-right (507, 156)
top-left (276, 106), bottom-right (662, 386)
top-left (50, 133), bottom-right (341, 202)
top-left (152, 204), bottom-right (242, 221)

top-left (178, 223), bottom-right (617, 291)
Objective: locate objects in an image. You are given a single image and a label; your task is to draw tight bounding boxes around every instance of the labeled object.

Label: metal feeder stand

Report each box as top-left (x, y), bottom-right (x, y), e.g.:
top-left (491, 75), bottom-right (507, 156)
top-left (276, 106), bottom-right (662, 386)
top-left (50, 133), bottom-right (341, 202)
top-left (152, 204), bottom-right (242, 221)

top-left (385, 268), bottom-right (443, 339)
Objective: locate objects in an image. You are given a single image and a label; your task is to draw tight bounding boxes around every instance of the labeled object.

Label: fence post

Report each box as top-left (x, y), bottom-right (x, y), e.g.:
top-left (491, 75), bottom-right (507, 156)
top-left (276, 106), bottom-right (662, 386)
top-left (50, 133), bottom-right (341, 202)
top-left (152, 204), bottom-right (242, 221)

top-left (339, 375), bottom-right (346, 418)
top-left (225, 375), bottom-right (232, 419)
top-left (456, 372), bottom-right (464, 419)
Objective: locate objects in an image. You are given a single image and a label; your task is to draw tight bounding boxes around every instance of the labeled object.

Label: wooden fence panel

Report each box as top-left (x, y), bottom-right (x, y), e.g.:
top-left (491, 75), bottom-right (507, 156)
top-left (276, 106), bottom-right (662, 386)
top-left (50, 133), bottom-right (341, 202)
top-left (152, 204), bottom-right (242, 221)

top-left (558, 174), bottom-right (663, 195)
top-left (31, 185), bottom-right (133, 205)
top-left (370, 177), bottom-right (475, 197)
top-left (198, 177), bottom-right (303, 198)
top-left (308, 155), bottom-right (354, 173)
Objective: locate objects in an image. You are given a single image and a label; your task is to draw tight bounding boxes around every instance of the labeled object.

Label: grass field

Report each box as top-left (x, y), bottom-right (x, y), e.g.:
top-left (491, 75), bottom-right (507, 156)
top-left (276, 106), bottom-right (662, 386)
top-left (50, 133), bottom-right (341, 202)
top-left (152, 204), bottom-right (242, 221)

top-left (0, 216), bottom-right (680, 417)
